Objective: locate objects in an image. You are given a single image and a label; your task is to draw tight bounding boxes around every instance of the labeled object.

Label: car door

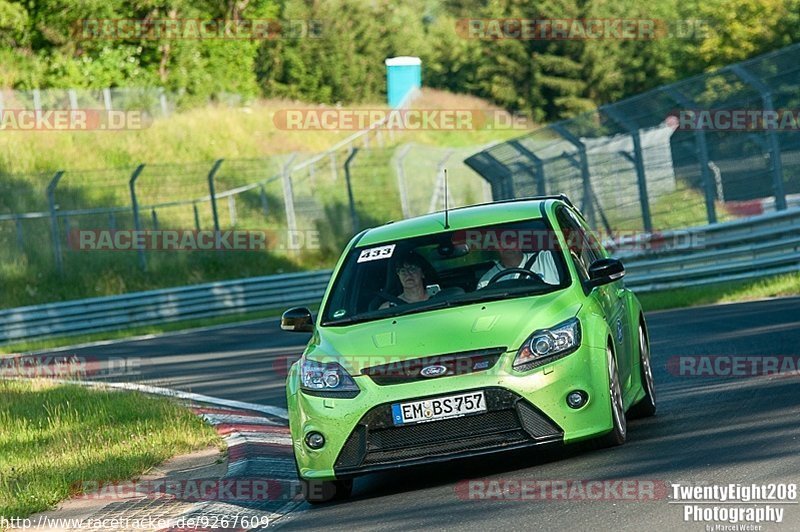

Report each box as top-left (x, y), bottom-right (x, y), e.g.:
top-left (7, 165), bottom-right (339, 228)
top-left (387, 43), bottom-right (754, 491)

top-left (555, 207), bottom-right (633, 388)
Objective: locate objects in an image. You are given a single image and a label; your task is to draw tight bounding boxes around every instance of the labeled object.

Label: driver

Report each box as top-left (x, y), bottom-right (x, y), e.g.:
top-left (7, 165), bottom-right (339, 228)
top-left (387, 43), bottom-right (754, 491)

top-left (476, 248), bottom-right (559, 289)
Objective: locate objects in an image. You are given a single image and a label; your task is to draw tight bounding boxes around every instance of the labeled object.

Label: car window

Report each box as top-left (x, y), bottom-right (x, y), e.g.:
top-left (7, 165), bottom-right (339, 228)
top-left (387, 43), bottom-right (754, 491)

top-left (321, 218), bottom-right (571, 325)
top-left (555, 206), bottom-right (599, 281)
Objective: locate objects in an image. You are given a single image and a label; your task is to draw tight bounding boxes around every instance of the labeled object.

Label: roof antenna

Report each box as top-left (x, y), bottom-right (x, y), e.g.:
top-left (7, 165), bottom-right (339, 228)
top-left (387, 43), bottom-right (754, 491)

top-left (443, 168), bottom-right (450, 229)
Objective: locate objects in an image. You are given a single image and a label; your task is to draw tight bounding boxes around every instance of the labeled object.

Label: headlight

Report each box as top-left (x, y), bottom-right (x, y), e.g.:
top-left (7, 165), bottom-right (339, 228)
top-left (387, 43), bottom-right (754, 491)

top-left (299, 358), bottom-right (360, 396)
top-left (513, 318), bottom-right (581, 371)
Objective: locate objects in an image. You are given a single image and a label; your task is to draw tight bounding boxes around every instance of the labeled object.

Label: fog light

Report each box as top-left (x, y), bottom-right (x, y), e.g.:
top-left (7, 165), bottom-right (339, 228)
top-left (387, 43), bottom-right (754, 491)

top-left (566, 390), bottom-right (588, 409)
top-left (305, 431), bottom-right (325, 449)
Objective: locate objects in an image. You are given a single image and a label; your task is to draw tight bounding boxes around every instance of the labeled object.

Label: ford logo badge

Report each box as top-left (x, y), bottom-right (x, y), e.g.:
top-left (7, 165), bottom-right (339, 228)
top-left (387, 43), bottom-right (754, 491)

top-left (420, 364), bottom-right (448, 378)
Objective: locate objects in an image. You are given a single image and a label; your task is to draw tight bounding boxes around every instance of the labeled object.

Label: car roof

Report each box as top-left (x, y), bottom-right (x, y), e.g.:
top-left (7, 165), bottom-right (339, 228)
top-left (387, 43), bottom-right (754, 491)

top-left (356, 197), bottom-right (570, 247)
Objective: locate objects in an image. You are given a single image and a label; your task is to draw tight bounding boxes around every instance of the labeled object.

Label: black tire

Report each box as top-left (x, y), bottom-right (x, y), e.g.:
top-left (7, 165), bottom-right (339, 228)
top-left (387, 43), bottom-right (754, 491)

top-left (628, 320), bottom-right (657, 419)
top-left (300, 477), bottom-right (353, 504)
top-left (598, 342), bottom-right (627, 447)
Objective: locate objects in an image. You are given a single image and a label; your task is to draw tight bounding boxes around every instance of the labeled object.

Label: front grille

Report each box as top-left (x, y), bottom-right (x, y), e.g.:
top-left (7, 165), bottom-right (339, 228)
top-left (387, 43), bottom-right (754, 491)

top-left (334, 388), bottom-right (562, 472)
top-left (362, 347), bottom-right (506, 386)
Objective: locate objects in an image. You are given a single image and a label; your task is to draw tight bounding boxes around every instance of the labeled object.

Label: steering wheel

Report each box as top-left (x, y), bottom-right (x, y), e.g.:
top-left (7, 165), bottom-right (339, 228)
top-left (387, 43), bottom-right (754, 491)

top-left (372, 291), bottom-right (406, 307)
top-left (487, 267), bottom-right (541, 285)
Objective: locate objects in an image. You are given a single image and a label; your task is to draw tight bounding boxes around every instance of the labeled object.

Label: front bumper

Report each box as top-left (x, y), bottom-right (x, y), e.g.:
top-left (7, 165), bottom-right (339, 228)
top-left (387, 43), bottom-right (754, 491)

top-left (288, 343), bottom-right (612, 480)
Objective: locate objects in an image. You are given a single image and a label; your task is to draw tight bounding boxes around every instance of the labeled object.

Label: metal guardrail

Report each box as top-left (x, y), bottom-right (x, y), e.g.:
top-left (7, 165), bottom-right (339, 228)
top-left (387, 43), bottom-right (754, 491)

top-left (0, 270), bottom-right (331, 345)
top-left (619, 208), bottom-right (800, 291)
top-left (2, 208), bottom-right (798, 346)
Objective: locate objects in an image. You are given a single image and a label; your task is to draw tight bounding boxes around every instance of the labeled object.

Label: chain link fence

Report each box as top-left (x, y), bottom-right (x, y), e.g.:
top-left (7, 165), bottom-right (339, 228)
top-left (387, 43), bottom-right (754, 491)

top-left (0, 87), bottom-right (251, 118)
top-left (465, 42), bottom-right (800, 234)
top-left (0, 142), bottom-right (490, 281)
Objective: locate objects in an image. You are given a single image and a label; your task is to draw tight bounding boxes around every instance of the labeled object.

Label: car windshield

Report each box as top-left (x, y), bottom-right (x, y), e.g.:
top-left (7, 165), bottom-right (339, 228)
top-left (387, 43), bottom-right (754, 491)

top-left (321, 218), bottom-right (570, 325)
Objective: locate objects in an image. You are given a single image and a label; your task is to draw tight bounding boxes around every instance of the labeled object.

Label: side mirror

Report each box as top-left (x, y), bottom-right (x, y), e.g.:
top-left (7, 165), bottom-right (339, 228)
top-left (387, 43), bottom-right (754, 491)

top-left (587, 258), bottom-right (625, 288)
top-left (281, 307), bottom-right (314, 332)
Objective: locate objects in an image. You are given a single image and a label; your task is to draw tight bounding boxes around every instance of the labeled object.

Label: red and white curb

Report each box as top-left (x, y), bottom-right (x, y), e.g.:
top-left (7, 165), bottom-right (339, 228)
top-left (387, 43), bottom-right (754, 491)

top-left (18, 378), bottom-right (302, 530)
top-left (155, 405), bottom-right (302, 531)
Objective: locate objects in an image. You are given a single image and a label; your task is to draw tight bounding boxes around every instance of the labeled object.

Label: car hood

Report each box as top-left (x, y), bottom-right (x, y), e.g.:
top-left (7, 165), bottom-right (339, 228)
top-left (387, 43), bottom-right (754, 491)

top-left (307, 289), bottom-right (582, 368)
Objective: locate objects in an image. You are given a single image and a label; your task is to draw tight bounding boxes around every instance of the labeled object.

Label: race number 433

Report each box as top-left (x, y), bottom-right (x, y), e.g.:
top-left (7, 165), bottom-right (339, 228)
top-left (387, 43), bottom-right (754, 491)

top-left (357, 244), bottom-right (395, 263)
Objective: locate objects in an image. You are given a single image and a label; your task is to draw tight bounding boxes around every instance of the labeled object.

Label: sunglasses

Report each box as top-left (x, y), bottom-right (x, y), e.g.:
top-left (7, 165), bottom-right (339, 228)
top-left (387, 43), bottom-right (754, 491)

top-left (396, 264), bottom-right (422, 275)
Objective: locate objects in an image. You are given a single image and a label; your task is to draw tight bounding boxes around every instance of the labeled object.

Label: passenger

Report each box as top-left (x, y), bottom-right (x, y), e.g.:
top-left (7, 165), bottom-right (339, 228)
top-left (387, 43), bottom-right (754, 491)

top-left (379, 252), bottom-right (431, 308)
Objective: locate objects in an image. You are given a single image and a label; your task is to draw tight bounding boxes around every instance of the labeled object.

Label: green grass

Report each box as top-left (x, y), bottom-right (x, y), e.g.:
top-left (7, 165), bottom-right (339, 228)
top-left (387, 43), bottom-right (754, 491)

top-left (0, 307), bottom-right (291, 355)
top-left (0, 379), bottom-right (221, 518)
top-left (638, 271), bottom-right (800, 312)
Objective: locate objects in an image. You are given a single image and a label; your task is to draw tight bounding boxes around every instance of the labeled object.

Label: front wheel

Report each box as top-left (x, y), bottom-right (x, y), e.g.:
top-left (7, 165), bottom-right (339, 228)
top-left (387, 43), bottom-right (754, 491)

top-left (299, 477), bottom-right (353, 504)
top-left (598, 343), bottom-right (627, 447)
top-left (629, 321), bottom-right (656, 419)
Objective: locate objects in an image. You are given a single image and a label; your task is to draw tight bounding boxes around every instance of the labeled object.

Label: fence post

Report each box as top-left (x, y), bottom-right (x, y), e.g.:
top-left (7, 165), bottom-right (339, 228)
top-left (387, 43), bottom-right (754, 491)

top-left (46, 171), bottom-right (65, 275)
top-left (33, 89), bottom-right (42, 111)
top-left (193, 202), bottom-right (201, 230)
top-left (0, 90), bottom-right (4, 114)
top-left (259, 185), bottom-right (270, 218)
top-left (15, 218), bottom-right (24, 251)
top-left (281, 154), bottom-right (298, 254)
top-left (602, 105), bottom-right (654, 233)
top-left (344, 147), bottom-right (360, 233)
top-left (730, 64), bottom-right (787, 211)
top-left (68, 89), bottom-right (78, 110)
top-left (228, 195), bottom-right (237, 226)
top-left (207, 159), bottom-right (224, 234)
top-left (129, 164), bottom-right (146, 271)
top-left (329, 151), bottom-right (338, 181)
top-left (429, 150), bottom-right (454, 213)
top-left (664, 88), bottom-right (717, 224)
top-left (509, 140), bottom-right (547, 196)
top-left (103, 88), bottom-right (112, 111)
top-left (159, 87), bottom-right (169, 117)
top-left (551, 124), bottom-right (596, 227)
top-left (394, 144), bottom-right (412, 218)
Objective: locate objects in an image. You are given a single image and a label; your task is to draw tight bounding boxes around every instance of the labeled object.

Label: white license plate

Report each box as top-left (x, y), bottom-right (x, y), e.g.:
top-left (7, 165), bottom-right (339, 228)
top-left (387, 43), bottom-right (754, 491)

top-left (391, 391), bottom-right (486, 425)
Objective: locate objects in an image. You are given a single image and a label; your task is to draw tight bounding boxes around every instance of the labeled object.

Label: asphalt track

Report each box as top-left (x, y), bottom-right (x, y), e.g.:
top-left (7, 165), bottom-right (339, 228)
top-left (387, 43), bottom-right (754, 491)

top-left (44, 296), bottom-right (800, 531)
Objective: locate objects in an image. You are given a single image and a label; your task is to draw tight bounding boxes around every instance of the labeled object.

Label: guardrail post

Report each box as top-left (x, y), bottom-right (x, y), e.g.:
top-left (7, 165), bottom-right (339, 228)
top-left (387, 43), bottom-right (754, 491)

top-left (509, 140), bottom-right (547, 196)
top-left (281, 154), bottom-right (298, 255)
top-left (551, 124), bottom-right (596, 227)
top-left (394, 144), bottom-right (412, 218)
top-left (207, 159), bottom-right (224, 234)
top-left (46, 171), bottom-right (65, 275)
top-left (129, 164), bottom-right (146, 271)
top-left (344, 147), bottom-right (360, 233)
top-left (663, 88), bottom-right (717, 224)
top-left (602, 105), bottom-right (654, 233)
top-left (729, 64), bottom-right (787, 211)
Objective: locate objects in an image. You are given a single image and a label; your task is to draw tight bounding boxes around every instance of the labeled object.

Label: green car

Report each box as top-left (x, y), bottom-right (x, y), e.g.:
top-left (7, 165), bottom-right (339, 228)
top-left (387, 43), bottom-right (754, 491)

top-left (281, 195), bottom-right (656, 503)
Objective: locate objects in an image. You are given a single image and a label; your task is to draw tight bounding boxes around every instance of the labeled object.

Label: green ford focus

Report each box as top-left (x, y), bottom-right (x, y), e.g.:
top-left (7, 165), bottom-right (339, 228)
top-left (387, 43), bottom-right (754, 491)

top-left (281, 195), bottom-right (656, 503)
